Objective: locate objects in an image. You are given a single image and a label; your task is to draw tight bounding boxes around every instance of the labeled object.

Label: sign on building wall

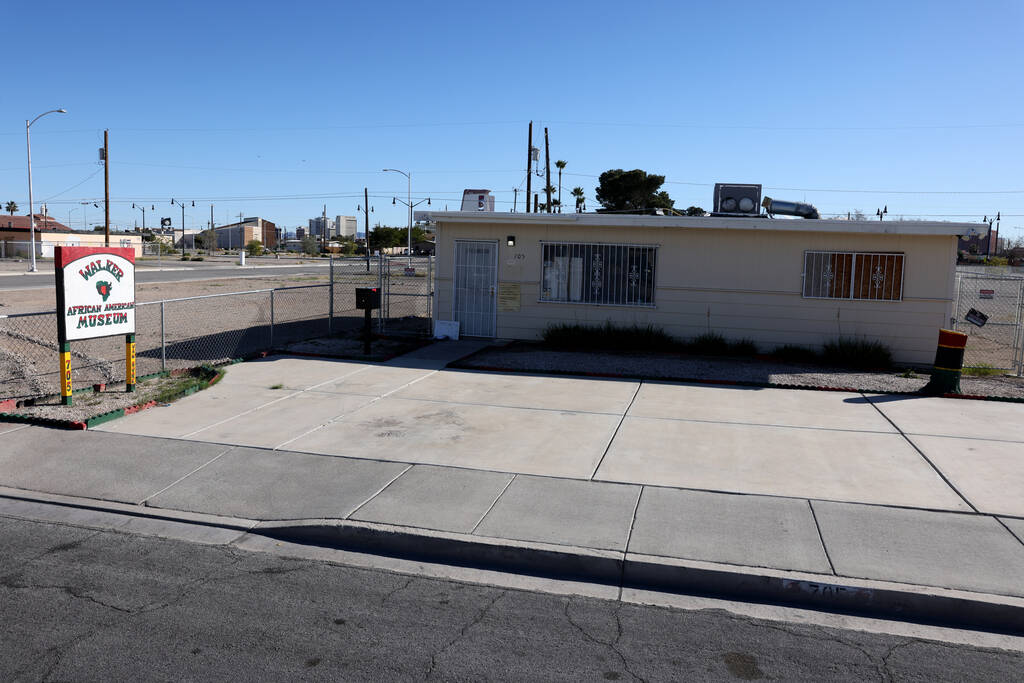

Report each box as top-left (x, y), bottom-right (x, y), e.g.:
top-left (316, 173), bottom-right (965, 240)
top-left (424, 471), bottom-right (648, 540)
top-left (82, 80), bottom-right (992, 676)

top-left (55, 247), bottom-right (136, 342)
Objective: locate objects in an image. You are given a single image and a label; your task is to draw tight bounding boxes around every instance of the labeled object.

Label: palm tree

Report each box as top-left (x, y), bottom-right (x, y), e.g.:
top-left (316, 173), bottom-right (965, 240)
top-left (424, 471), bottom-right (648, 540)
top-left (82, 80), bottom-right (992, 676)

top-left (571, 187), bottom-right (585, 213)
top-left (5, 201), bottom-right (18, 215)
top-left (555, 160), bottom-right (567, 213)
top-left (542, 185), bottom-right (557, 214)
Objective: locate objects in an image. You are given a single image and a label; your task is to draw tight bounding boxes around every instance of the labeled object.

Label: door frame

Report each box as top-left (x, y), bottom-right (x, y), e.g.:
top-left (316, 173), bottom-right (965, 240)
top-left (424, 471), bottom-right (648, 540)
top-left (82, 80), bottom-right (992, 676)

top-left (451, 239), bottom-right (499, 337)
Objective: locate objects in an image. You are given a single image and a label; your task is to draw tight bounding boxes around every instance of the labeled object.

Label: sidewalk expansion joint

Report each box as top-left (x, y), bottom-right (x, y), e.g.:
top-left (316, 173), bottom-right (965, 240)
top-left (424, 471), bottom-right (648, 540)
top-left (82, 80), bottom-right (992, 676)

top-left (470, 474), bottom-right (517, 535)
top-left (137, 446), bottom-right (235, 505)
top-left (618, 487), bottom-right (646, 601)
top-left (181, 365), bottom-right (374, 440)
top-left (590, 381), bottom-right (643, 480)
top-left (273, 366), bottom-right (442, 450)
top-left (861, 392), bottom-right (979, 513)
top-left (807, 500), bottom-right (838, 576)
top-left (345, 464), bottom-right (414, 519)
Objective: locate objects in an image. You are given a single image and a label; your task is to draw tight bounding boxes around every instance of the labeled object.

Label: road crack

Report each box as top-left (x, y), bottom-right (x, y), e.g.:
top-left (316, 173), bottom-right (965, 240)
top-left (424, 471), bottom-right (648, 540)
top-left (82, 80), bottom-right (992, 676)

top-left (424, 590), bottom-right (506, 680)
top-left (564, 599), bottom-right (647, 683)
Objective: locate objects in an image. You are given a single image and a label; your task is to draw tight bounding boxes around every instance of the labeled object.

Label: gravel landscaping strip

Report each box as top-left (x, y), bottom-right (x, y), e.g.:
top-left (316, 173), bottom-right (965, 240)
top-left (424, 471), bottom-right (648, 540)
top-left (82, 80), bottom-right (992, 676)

top-left (453, 345), bottom-right (1024, 399)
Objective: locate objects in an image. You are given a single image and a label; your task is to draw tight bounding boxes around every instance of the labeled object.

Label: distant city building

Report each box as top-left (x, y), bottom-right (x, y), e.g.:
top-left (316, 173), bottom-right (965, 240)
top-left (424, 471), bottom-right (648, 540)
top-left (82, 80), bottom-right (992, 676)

top-left (213, 217), bottom-right (279, 249)
top-left (336, 215), bottom-right (357, 238)
top-left (308, 216), bottom-right (335, 237)
top-left (296, 227), bottom-right (306, 239)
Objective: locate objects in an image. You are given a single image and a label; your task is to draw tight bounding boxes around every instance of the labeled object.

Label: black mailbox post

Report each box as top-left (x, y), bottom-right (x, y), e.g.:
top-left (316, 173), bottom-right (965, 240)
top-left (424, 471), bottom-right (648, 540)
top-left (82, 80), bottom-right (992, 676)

top-left (356, 287), bottom-right (381, 310)
top-left (356, 287), bottom-right (380, 354)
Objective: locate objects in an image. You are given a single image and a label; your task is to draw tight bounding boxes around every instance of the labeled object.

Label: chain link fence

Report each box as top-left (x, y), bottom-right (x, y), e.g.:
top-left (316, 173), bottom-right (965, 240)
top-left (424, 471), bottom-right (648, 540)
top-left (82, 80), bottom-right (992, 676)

top-left (953, 272), bottom-right (1024, 374)
top-left (1, 255), bottom-right (434, 401)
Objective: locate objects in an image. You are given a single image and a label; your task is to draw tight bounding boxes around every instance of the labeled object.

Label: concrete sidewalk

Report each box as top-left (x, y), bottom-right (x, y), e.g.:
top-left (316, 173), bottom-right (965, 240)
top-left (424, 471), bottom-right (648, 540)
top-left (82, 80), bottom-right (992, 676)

top-left (1, 342), bottom-right (1023, 632)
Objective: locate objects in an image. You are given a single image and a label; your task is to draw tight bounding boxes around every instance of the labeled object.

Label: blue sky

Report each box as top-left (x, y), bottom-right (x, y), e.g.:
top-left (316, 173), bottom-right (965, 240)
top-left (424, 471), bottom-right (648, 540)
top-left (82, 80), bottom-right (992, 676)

top-left (2, 0), bottom-right (1022, 239)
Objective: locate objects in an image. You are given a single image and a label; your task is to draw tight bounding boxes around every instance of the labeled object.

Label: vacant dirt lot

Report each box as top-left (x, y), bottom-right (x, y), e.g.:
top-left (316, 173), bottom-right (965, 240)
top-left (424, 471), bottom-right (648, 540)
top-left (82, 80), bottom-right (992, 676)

top-left (1, 262), bottom-right (430, 401)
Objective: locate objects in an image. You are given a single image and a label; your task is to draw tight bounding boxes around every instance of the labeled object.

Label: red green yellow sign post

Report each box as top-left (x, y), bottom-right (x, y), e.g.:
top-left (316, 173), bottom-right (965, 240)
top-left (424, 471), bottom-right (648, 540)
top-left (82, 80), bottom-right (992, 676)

top-left (54, 246), bottom-right (136, 406)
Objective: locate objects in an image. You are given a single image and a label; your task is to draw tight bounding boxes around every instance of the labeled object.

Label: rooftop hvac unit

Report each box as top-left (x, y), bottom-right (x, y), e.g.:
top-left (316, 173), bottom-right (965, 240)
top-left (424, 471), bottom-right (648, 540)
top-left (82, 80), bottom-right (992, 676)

top-left (713, 183), bottom-right (762, 216)
top-left (461, 189), bottom-right (495, 212)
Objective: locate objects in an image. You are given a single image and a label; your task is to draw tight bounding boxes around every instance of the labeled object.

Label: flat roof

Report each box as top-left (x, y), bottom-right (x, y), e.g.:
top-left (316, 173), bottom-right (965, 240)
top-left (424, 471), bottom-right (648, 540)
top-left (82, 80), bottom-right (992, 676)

top-left (419, 211), bottom-right (986, 237)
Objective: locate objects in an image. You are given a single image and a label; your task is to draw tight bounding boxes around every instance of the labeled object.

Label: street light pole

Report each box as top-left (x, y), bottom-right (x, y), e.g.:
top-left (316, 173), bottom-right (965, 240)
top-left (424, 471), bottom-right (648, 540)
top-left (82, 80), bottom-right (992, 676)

top-left (171, 199), bottom-right (193, 257)
top-left (383, 168), bottom-right (430, 266)
top-left (25, 108), bottom-right (67, 272)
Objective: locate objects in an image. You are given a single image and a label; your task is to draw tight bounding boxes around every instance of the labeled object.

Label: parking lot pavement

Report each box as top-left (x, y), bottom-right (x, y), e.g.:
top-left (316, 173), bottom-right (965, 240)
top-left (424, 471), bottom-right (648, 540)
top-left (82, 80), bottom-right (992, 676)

top-left (91, 353), bottom-right (1024, 512)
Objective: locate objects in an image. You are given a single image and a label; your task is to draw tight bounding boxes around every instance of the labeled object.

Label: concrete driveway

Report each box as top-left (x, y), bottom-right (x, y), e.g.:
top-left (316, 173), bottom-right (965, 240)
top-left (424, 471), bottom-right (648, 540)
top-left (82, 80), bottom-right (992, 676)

top-left (95, 351), bottom-right (1024, 516)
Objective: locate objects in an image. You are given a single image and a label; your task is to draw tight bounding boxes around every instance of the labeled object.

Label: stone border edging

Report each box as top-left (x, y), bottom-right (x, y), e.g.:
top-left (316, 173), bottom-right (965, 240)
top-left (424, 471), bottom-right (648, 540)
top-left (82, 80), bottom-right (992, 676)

top-left (447, 358), bottom-right (1024, 404)
top-left (0, 367), bottom-right (226, 431)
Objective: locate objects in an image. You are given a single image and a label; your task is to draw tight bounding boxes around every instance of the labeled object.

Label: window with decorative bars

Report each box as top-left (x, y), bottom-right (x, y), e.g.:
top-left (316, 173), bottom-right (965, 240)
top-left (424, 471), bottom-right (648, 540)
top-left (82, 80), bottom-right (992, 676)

top-left (540, 242), bottom-right (657, 306)
top-left (802, 251), bottom-right (904, 301)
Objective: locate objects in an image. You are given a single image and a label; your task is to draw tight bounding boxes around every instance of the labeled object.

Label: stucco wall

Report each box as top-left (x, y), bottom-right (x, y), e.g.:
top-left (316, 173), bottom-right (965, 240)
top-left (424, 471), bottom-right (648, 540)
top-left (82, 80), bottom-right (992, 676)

top-left (435, 219), bottom-right (957, 365)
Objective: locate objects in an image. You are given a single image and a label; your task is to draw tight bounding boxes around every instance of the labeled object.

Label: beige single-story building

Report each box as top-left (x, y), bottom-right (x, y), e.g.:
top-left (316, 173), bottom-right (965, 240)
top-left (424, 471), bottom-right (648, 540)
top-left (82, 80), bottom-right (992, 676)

top-left (1, 216), bottom-right (143, 258)
top-left (427, 212), bottom-right (987, 365)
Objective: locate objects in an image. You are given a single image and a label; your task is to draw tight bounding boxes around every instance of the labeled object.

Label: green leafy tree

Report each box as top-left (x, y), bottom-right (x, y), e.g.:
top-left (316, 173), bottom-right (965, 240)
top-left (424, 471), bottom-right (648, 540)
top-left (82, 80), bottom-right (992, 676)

top-left (197, 229), bottom-right (217, 252)
top-left (5, 201), bottom-right (18, 215)
top-left (301, 235), bottom-right (319, 255)
top-left (683, 206), bottom-right (706, 216)
top-left (595, 169), bottom-right (674, 213)
top-left (246, 239), bottom-right (263, 256)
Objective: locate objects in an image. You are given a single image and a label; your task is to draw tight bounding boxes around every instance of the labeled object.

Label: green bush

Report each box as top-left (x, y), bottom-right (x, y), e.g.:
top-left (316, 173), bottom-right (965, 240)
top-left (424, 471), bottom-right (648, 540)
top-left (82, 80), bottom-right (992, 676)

top-left (770, 344), bottom-right (820, 364)
top-left (541, 322), bottom-right (679, 353)
top-left (821, 337), bottom-right (892, 370)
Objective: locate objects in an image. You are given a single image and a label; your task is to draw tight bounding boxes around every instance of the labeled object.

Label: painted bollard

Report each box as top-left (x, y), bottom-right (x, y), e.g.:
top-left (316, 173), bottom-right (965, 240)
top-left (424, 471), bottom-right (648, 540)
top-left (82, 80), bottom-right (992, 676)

top-left (921, 329), bottom-right (967, 395)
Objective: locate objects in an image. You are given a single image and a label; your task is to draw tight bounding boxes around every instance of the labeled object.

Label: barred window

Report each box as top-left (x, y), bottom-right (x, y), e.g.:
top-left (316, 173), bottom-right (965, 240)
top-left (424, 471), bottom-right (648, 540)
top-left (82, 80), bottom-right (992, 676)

top-left (541, 242), bottom-right (656, 306)
top-left (802, 251), bottom-right (904, 301)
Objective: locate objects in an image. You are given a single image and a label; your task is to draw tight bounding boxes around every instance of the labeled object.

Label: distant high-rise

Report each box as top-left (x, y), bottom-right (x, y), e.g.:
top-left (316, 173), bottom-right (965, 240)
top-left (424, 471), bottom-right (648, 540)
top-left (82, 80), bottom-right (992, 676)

top-left (310, 216), bottom-right (345, 237)
top-left (336, 215), bottom-right (357, 238)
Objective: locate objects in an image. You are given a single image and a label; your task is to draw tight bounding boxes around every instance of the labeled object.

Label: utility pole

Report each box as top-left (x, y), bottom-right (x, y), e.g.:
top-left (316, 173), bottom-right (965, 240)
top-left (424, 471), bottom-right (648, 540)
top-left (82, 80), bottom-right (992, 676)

top-left (103, 129), bottom-right (110, 247)
top-left (526, 121), bottom-right (533, 213)
top-left (210, 204), bottom-right (214, 250)
top-left (322, 204), bottom-right (328, 253)
top-left (544, 127), bottom-right (551, 213)
top-left (513, 188), bottom-right (518, 213)
top-left (238, 212), bottom-right (244, 252)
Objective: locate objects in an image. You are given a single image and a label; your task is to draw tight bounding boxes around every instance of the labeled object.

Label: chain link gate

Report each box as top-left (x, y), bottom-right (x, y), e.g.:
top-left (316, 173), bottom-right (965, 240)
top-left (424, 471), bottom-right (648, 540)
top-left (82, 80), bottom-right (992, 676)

top-left (953, 272), bottom-right (1024, 375)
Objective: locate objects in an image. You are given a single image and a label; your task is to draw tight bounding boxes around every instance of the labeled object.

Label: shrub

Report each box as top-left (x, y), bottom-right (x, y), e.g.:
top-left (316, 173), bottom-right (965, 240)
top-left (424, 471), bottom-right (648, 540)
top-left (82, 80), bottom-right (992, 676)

top-left (541, 322), bottom-right (678, 353)
top-left (685, 332), bottom-right (729, 355)
top-left (246, 239), bottom-right (263, 256)
top-left (727, 338), bottom-right (758, 356)
top-left (770, 344), bottom-right (820, 364)
top-left (821, 337), bottom-right (892, 370)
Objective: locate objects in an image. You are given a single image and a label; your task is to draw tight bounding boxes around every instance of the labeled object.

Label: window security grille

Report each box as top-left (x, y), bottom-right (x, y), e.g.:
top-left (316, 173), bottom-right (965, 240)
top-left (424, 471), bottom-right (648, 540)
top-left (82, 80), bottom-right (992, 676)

top-left (540, 242), bottom-right (656, 306)
top-left (802, 251), bottom-right (904, 301)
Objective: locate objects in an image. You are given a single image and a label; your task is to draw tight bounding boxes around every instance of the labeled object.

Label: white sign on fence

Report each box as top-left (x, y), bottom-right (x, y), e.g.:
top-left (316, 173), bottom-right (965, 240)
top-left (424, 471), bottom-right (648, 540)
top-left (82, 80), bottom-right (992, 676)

top-left (55, 247), bottom-right (136, 342)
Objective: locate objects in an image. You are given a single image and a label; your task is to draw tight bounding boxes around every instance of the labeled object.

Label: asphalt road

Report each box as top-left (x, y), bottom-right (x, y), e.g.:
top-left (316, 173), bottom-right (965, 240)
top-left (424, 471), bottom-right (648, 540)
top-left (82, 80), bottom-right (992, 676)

top-left (0, 515), bottom-right (1020, 681)
top-left (0, 263), bottom-right (336, 292)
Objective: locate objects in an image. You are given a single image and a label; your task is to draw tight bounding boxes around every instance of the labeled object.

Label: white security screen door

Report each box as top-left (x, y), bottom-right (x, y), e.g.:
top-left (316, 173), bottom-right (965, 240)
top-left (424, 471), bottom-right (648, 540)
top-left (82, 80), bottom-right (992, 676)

top-left (453, 240), bottom-right (497, 337)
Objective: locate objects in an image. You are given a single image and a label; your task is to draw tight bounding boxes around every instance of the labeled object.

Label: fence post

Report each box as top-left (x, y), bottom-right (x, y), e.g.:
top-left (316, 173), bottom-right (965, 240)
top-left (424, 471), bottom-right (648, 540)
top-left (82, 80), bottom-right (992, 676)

top-left (160, 301), bottom-right (166, 371)
top-left (329, 255), bottom-right (334, 336)
top-left (1017, 278), bottom-right (1024, 376)
top-left (270, 289), bottom-right (275, 350)
top-left (427, 254), bottom-right (434, 337)
top-left (377, 255), bottom-right (384, 333)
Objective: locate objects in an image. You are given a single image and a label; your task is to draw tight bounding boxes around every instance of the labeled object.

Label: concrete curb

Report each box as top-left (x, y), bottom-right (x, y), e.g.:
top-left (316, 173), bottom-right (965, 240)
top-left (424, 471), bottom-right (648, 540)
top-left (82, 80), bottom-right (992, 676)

top-left (0, 486), bottom-right (1021, 634)
top-left (254, 518), bottom-right (1024, 635)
